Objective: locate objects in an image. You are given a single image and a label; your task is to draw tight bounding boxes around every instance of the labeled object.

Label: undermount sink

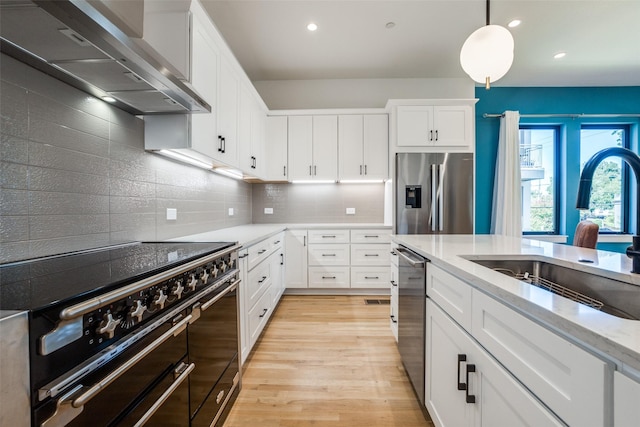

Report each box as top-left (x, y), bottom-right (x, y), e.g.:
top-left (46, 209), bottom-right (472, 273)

top-left (465, 256), bottom-right (640, 320)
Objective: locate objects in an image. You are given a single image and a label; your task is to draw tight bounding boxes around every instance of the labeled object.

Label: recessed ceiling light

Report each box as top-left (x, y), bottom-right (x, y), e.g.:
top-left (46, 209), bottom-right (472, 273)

top-left (554, 52), bottom-right (567, 59)
top-left (307, 22), bottom-right (318, 31)
top-left (101, 96), bottom-right (116, 103)
top-left (385, 22), bottom-right (396, 29)
top-left (508, 19), bottom-right (521, 28)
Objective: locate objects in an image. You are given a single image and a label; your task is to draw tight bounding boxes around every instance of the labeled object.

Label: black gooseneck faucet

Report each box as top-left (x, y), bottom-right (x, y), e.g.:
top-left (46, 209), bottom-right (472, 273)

top-left (576, 147), bottom-right (640, 273)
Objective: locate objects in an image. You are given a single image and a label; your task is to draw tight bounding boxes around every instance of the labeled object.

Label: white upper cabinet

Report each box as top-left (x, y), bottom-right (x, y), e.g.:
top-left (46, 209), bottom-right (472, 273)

top-left (338, 114), bottom-right (388, 181)
top-left (288, 115), bottom-right (338, 182)
top-left (389, 100), bottom-right (476, 153)
top-left (215, 55), bottom-right (239, 167)
top-left (238, 85), bottom-right (267, 178)
top-left (265, 116), bottom-right (289, 181)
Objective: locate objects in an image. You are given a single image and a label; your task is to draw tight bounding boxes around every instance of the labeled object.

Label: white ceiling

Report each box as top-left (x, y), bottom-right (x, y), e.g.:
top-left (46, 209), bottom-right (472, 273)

top-left (200, 0), bottom-right (640, 87)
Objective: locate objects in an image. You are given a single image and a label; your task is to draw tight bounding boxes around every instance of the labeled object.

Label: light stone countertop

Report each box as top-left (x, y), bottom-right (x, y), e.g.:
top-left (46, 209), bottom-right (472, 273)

top-left (171, 223), bottom-right (391, 248)
top-left (392, 234), bottom-right (640, 372)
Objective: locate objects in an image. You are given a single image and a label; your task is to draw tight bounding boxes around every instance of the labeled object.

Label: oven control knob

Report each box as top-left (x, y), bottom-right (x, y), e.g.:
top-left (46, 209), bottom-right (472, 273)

top-left (187, 274), bottom-right (198, 291)
top-left (129, 300), bottom-right (146, 323)
top-left (171, 281), bottom-right (185, 299)
top-left (96, 313), bottom-right (121, 339)
top-left (220, 261), bottom-right (227, 273)
top-left (200, 269), bottom-right (210, 284)
top-left (211, 264), bottom-right (219, 278)
top-left (153, 290), bottom-right (168, 310)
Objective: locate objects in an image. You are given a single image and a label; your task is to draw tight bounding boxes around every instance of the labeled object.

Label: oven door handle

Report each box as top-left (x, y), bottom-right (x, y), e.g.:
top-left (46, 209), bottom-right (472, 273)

top-left (133, 362), bottom-right (195, 427)
top-left (70, 314), bottom-right (191, 409)
top-left (201, 279), bottom-right (240, 312)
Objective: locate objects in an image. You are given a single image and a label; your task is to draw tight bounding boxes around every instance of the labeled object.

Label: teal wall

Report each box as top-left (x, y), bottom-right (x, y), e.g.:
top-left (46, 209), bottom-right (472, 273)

top-left (474, 86), bottom-right (640, 252)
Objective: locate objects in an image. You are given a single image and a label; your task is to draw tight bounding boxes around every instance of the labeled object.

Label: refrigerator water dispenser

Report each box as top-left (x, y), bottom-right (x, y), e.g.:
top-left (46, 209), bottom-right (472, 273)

top-left (405, 186), bottom-right (422, 208)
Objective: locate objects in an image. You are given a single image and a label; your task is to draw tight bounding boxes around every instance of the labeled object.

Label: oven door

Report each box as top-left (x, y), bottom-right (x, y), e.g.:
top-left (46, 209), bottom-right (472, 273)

top-left (36, 311), bottom-right (192, 427)
top-left (189, 278), bottom-right (240, 427)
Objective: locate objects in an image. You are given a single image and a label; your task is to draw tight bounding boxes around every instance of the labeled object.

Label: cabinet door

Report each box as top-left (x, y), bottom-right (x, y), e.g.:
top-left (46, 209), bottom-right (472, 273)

top-left (238, 85), bottom-right (253, 172)
top-left (285, 230), bottom-right (308, 288)
top-left (363, 114), bottom-right (388, 180)
top-left (265, 116), bottom-right (288, 181)
top-left (426, 299), bottom-right (473, 427)
top-left (189, 14), bottom-right (218, 158)
top-left (433, 105), bottom-right (472, 147)
top-left (287, 116), bottom-right (313, 181)
top-left (614, 371), bottom-right (640, 427)
top-left (338, 115), bottom-right (364, 181)
top-left (250, 104), bottom-right (266, 177)
top-left (312, 115), bottom-right (338, 181)
top-left (396, 106), bottom-right (433, 147)
top-left (216, 56), bottom-right (239, 166)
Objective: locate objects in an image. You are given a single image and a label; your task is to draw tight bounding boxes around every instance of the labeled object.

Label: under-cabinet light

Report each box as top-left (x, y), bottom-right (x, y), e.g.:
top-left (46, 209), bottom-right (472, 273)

top-left (214, 168), bottom-right (244, 180)
top-left (291, 180), bottom-right (336, 184)
top-left (157, 150), bottom-right (213, 170)
top-left (339, 180), bottom-right (385, 184)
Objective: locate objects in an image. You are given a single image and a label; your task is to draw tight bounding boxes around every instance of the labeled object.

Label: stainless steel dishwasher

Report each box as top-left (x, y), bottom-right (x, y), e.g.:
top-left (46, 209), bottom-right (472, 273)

top-left (396, 246), bottom-right (428, 405)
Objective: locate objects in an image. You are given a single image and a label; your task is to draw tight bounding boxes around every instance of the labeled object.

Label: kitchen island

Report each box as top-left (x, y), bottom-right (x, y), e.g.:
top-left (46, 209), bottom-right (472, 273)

top-left (393, 233), bottom-right (640, 427)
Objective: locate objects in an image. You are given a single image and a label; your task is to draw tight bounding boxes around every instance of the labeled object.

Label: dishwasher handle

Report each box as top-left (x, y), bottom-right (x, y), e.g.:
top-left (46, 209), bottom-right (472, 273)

top-left (396, 247), bottom-right (427, 268)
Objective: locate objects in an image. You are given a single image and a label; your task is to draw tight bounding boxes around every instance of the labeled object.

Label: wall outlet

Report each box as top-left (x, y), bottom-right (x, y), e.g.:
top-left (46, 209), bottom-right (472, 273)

top-left (264, 207), bottom-right (274, 214)
top-left (166, 208), bottom-right (177, 220)
top-left (228, 208), bottom-right (234, 216)
top-left (346, 207), bottom-right (356, 215)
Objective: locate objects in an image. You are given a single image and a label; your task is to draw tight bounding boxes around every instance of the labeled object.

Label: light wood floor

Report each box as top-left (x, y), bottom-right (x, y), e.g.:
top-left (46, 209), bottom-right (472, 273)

top-left (224, 295), bottom-right (434, 427)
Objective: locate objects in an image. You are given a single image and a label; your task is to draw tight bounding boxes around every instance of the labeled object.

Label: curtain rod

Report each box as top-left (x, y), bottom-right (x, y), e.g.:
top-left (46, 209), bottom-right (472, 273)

top-left (483, 113), bottom-right (640, 118)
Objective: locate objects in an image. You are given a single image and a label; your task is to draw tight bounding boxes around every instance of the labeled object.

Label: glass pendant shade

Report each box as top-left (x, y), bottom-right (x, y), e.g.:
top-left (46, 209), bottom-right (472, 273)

top-left (460, 24), bottom-right (514, 87)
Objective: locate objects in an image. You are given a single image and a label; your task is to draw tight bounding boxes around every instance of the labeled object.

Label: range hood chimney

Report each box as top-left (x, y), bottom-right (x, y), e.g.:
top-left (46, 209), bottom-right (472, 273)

top-left (0, 0), bottom-right (211, 115)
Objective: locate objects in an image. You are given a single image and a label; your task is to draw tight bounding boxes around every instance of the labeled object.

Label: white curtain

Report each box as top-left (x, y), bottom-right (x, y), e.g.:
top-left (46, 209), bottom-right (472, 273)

top-left (491, 110), bottom-right (522, 236)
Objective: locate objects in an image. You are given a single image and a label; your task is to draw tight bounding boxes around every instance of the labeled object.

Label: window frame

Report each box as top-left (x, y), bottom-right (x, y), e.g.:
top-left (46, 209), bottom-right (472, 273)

top-left (580, 124), bottom-right (631, 235)
top-left (520, 125), bottom-right (561, 236)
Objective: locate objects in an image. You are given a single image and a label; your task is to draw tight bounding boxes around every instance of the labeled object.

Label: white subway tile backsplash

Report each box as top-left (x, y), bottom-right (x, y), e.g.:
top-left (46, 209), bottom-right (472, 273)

top-left (0, 53), bottom-right (252, 262)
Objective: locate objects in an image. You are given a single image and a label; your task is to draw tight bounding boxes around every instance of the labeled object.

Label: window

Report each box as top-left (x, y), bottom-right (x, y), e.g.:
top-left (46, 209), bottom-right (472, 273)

top-left (520, 126), bottom-right (559, 234)
top-left (580, 125), bottom-right (630, 233)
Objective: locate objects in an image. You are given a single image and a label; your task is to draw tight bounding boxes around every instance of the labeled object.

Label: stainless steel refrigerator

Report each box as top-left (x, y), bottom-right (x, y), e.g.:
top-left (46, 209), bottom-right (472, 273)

top-left (395, 152), bottom-right (473, 408)
top-left (395, 152), bottom-right (474, 234)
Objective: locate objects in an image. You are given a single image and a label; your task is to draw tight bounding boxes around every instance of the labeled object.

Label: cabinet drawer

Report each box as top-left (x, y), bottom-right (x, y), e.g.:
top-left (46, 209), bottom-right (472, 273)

top-left (427, 264), bottom-right (472, 330)
top-left (270, 232), bottom-right (284, 251)
top-left (472, 289), bottom-right (609, 427)
top-left (307, 229), bottom-right (350, 244)
top-left (247, 260), bottom-right (271, 309)
top-left (248, 287), bottom-right (273, 348)
top-left (350, 244), bottom-right (389, 266)
top-left (308, 244), bottom-right (350, 265)
top-left (247, 238), bottom-right (272, 271)
top-left (351, 267), bottom-right (389, 288)
top-left (350, 229), bottom-right (391, 244)
top-left (308, 267), bottom-right (350, 288)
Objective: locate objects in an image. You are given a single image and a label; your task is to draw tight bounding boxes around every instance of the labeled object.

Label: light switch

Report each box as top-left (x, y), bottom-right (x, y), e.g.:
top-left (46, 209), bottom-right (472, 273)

top-left (166, 208), bottom-right (177, 220)
top-left (228, 208), bottom-right (234, 216)
top-left (264, 208), bottom-right (274, 214)
top-left (346, 208), bottom-right (356, 215)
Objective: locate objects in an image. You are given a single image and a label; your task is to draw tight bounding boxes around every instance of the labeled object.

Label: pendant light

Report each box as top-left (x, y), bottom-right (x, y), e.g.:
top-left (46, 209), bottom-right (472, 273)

top-left (460, 0), bottom-right (514, 89)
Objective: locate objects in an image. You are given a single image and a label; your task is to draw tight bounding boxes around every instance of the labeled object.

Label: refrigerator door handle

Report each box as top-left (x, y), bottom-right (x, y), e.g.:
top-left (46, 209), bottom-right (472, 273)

top-left (431, 164), bottom-right (437, 232)
top-left (438, 164), bottom-right (444, 232)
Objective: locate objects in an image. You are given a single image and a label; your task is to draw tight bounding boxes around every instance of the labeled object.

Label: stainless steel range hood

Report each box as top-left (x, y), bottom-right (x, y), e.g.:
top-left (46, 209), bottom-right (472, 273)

top-left (0, 0), bottom-right (210, 115)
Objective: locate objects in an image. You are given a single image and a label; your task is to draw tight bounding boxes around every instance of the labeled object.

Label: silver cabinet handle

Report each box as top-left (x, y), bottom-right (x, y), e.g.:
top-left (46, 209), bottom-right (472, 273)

top-left (322, 235), bottom-right (336, 238)
top-left (364, 235), bottom-right (379, 238)
top-left (396, 247), bottom-right (426, 267)
top-left (438, 164), bottom-right (444, 232)
top-left (284, 165), bottom-right (286, 176)
top-left (303, 235), bottom-right (306, 246)
top-left (364, 165), bottom-right (367, 175)
top-left (364, 254), bottom-right (379, 257)
top-left (133, 362), bottom-right (195, 427)
top-left (309, 165), bottom-right (312, 176)
top-left (360, 165), bottom-right (363, 175)
top-left (322, 254), bottom-right (336, 257)
top-left (364, 276), bottom-right (379, 279)
top-left (431, 164), bottom-right (437, 232)
top-left (314, 165), bottom-right (317, 175)
top-left (69, 314), bottom-right (192, 409)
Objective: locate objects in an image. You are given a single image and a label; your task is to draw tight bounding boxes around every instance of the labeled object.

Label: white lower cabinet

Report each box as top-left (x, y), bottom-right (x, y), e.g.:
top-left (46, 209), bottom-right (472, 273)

top-left (614, 371), bottom-right (640, 426)
top-left (285, 230), bottom-right (308, 288)
top-left (389, 243), bottom-right (399, 341)
top-left (426, 299), bottom-right (564, 427)
top-left (240, 232), bottom-right (284, 365)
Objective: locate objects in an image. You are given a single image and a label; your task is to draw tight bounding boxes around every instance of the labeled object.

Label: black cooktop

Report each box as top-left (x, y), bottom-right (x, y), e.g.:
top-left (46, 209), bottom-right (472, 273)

top-left (0, 242), bottom-right (235, 311)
